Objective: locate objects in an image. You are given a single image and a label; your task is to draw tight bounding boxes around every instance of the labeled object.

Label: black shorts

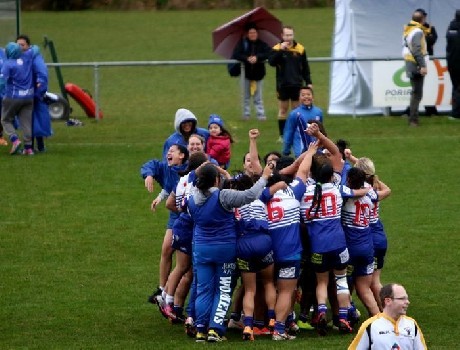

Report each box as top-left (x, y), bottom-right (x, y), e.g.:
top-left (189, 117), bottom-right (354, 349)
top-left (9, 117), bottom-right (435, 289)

top-left (311, 248), bottom-right (349, 273)
top-left (237, 251), bottom-right (274, 273)
top-left (374, 247), bottom-right (387, 270)
top-left (277, 86), bottom-right (301, 101)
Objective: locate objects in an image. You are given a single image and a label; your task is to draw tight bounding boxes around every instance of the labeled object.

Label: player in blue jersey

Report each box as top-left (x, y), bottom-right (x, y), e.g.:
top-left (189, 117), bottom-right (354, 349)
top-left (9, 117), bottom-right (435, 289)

top-left (259, 141), bottom-right (318, 341)
top-left (354, 157), bottom-right (391, 311)
top-left (141, 144), bottom-right (189, 306)
top-left (187, 162), bottom-right (274, 343)
top-left (300, 123), bottom-right (369, 335)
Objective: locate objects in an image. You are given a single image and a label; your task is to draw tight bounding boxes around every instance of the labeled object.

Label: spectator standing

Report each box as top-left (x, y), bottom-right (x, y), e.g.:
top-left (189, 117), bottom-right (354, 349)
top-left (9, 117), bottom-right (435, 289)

top-left (402, 9), bottom-right (438, 117)
top-left (232, 23), bottom-right (271, 121)
top-left (418, 9), bottom-right (438, 116)
top-left (0, 42), bottom-right (34, 155)
top-left (269, 25), bottom-right (312, 142)
top-left (446, 9), bottom-right (460, 120)
top-left (17, 34), bottom-right (51, 152)
top-left (402, 10), bottom-right (429, 127)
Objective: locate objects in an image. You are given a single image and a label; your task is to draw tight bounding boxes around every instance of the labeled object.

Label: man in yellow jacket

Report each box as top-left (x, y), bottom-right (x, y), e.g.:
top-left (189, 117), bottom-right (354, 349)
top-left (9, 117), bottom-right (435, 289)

top-left (402, 10), bottom-right (429, 127)
top-left (348, 283), bottom-right (427, 350)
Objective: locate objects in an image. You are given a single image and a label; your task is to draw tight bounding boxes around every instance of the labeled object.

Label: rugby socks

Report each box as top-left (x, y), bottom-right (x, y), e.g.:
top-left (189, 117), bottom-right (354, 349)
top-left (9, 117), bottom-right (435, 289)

top-left (267, 309), bottom-right (275, 321)
top-left (339, 307), bottom-right (348, 321)
top-left (274, 321), bottom-right (285, 334)
top-left (9, 134), bottom-right (19, 143)
top-left (348, 302), bottom-right (357, 317)
top-left (244, 316), bottom-right (254, 328)
top-left (278, 120), bottom-right (286, 136)
top-left (318, 303), bottom-right (327, 315)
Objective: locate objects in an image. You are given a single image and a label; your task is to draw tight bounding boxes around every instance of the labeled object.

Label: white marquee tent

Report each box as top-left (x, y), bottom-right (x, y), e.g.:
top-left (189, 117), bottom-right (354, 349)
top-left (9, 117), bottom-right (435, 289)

top-left (329, 0), bottom-right (459, 115)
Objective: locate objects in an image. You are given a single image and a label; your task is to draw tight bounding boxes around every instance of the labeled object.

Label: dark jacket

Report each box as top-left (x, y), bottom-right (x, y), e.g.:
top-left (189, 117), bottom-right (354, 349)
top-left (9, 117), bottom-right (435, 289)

top-left (423, 22), bottom-right (437, 55)
top-left (232, 38), bottom-right (271, 81)
top-left (268, 40), bottom-right (312, 89)
top-left (446, 13), bottom-right (460, 73)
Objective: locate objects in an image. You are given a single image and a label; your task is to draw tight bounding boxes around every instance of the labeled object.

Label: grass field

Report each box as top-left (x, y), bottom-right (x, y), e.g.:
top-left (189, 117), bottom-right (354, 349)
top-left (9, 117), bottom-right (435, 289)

top-left (1, 8), bottom-right (459, 349)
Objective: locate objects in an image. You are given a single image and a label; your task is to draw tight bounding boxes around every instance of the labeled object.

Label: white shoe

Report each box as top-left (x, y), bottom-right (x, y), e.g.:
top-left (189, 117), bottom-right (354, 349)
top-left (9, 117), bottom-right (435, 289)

top-left (272, 331), bottom-right (296, 341)
top-left (228, 318), bottom-right (244, 329)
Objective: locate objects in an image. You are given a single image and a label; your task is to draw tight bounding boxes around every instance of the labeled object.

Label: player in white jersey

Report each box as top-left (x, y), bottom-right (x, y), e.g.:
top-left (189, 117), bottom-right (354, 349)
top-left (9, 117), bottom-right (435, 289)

top-left (351, 156), bottom-right (392, 311)
top-left (233, 173), bottom-right (286, 341)
top-left (260, 141), bottom-right (318, 341)
top-left (342, 167), bottom-right (380, 317)
top-left (300, 124), bottom-right (369, 335)
top-left (348, 283), bottom-right (427, 350)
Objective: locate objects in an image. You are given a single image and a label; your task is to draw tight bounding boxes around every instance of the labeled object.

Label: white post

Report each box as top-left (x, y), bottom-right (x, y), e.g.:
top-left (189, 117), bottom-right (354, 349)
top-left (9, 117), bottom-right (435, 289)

top-left (94, 64), bottom-right (100, 121)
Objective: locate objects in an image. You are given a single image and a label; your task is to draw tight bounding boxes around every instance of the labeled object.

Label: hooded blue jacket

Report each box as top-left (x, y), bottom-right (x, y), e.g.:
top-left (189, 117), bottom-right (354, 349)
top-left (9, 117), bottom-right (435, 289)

top-left (162, 108), bottom-right (209, 160)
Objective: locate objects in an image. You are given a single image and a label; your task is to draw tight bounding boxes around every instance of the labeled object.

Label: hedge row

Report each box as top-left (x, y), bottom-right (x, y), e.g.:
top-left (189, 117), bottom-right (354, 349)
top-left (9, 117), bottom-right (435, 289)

top-left (22, 0), bottom-right (334, 11)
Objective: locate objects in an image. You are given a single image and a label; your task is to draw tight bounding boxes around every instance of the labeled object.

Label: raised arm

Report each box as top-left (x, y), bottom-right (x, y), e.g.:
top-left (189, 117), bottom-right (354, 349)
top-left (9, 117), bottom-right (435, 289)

top-left (248, 129), bottom-right (263, 175)
top-left (307, 123), bottom-right (342, 172)
top-left (344, 148), bottom-right (359, 165)
top-left (296, 141), bottom-right (319, 183)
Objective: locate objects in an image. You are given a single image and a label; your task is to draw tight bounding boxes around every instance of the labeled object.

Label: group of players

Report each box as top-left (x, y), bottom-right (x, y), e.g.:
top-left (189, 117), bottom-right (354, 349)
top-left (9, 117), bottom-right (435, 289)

top-left (140, 107), bottom-right (391, 342)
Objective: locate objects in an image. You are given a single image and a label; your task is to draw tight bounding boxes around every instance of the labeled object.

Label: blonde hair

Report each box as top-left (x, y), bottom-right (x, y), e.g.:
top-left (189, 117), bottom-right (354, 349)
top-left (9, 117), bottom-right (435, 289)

top-left (355, 157), bottom-right (379, 187)
top-left (355, 157), bottom-right (375, 176)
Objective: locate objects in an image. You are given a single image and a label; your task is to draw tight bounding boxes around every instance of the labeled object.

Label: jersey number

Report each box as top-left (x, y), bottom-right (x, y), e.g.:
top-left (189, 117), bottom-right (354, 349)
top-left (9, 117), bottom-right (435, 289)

top-left (354, 201), bottom-right (370, 226)
top-left (267, 198), bottom-right (285, 222)
top-left (304, 193), bottom-right (337, 219)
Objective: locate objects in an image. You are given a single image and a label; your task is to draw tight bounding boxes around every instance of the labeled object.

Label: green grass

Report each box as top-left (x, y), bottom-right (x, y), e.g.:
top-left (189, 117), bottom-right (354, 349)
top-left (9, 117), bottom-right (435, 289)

top-left (0, 8), bottom-right (459, 349)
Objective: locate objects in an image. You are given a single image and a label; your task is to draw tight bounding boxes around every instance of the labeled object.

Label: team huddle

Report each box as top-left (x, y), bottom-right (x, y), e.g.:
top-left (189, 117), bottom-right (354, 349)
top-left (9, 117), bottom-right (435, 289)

top-left (138, 103), bottom-right (420, 347)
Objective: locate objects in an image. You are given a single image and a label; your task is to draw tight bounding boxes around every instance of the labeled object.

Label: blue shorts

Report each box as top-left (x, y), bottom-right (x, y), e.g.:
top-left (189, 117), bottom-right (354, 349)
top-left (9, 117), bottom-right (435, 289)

top-left (374, 247), bottom-right (387, 270)
top-left (348, 254), bottom-right (374, 277)
top-left (171, 215), bottom-right (193, 255)
top-left (275, 260), bottom-right (301, 280)
top-left (311, 247), bottom-right (349, 273)
top-left (167, 211), bottom-right (179, 229)
top-left (236, 233), bottom-right (272, 261)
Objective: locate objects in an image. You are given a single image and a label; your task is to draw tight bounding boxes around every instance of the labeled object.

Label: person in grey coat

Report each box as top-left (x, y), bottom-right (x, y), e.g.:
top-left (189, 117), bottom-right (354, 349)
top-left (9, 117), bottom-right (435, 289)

top-left (402, 10), bottom-right (429, 126)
